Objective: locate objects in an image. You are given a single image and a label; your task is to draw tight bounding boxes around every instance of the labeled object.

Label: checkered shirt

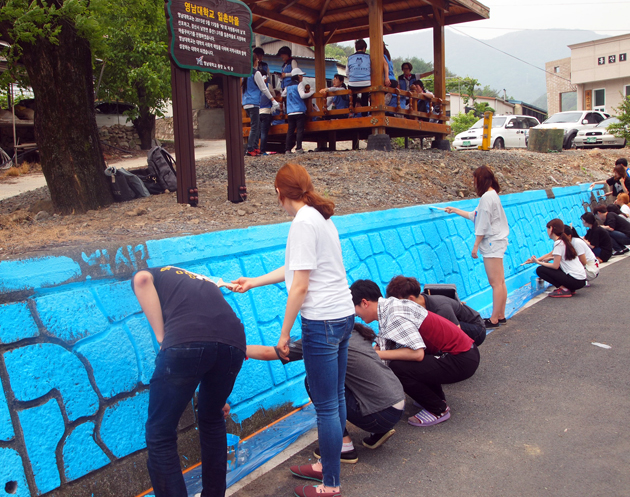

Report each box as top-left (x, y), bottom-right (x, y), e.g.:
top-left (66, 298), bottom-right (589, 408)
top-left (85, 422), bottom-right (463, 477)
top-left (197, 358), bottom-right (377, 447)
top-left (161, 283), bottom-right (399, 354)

top-left (376, 297), bottom-right (427, 351)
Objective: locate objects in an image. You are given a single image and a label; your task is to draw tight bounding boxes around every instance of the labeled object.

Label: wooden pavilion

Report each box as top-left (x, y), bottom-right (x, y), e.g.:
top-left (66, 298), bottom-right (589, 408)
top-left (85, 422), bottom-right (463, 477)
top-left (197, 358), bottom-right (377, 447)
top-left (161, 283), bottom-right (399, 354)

top-left (241, 0), bottom-right (490, 149)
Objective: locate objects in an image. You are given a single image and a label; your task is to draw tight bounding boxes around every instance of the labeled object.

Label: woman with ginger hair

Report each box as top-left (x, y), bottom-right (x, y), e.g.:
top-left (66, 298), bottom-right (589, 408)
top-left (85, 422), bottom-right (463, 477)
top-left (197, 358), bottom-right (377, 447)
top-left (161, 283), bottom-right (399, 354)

top-left (444, 166), bottom-right (509, 328)
top-left (614, 192), bottom-right (630, 218)
top-left (232, 163), bottom-right (354, 497)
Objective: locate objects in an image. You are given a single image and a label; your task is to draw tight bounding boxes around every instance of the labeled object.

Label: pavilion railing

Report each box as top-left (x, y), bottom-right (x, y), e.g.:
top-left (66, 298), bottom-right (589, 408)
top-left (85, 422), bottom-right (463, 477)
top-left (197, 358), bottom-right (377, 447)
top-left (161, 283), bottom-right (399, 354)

top-left (242, 87), bottom-right (449, 129)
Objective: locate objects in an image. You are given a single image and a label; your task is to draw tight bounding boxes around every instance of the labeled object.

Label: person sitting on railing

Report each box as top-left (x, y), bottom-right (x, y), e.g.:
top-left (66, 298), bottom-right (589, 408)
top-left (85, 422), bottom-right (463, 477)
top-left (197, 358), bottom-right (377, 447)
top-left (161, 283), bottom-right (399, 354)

top-left (383, 44), bottom-right (397, 109)
top-left (281, 68), bottom-right (315, 154)
top-left (242, 58), bottom-right (279, 157)
top-left (318, 74), bottom-right (349, 119)
top-left (346, 39), bottom-right (371, 116)
top-left (277, 46), bottom-right (299, 90)
top-left (398, 62), bottom-right (420, 109)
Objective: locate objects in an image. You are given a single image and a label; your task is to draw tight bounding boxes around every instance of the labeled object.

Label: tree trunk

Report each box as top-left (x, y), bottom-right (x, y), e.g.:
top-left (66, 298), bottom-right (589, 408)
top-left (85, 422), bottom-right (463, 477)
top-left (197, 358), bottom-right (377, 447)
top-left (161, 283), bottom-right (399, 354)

top-left (132, 105), bottom-right (156, 150)
top-left (18, 20), bottom-right (113, 214)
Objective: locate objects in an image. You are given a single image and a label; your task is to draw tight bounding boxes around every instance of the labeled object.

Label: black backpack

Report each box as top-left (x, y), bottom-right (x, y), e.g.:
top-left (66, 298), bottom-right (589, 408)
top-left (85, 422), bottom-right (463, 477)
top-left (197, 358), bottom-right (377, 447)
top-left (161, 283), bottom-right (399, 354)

top-left (147, 146), bottom-right (177, 192)
top-left (105, 166), bottom-right (150, 202)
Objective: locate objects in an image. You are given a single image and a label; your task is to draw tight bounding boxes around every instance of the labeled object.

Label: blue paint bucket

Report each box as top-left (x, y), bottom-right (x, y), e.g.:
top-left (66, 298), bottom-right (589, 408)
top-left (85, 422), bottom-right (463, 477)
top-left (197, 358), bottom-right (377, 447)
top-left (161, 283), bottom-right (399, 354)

top-left (226, 434), bottom-right (240, 472)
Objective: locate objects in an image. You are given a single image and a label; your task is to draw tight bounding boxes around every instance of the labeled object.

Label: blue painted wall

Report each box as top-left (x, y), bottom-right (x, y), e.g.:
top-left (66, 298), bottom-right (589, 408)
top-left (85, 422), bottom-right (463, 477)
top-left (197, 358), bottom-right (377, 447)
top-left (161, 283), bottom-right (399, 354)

top-left (0, 184), bottom-right (596, 495)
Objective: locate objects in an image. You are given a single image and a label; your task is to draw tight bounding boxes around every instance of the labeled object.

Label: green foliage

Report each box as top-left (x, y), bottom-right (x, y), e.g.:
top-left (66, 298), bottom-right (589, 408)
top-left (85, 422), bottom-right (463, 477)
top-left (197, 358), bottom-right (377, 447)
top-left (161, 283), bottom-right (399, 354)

top-left (450, 110), bottom-right (479, 136)
top-left (473, 102), bottom-right (495, 117)
top-left (325, 43), bottom-right (353, 66)
top-left (607, 94), bottom-right (630, 143)
top-left (477, 85), bottom-right (500, 98)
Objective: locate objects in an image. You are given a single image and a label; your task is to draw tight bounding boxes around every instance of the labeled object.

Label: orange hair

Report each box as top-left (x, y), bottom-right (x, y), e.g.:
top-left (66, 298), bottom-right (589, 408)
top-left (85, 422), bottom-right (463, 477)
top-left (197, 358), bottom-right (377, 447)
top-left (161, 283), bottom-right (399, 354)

top-left (274, 163), bottom-right (335, 219)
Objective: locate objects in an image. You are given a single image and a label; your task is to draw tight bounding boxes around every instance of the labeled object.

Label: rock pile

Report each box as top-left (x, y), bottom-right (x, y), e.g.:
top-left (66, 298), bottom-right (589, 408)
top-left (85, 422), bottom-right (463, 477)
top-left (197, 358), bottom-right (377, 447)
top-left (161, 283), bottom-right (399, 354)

top-left (99, 125), bottom-right (142, 151)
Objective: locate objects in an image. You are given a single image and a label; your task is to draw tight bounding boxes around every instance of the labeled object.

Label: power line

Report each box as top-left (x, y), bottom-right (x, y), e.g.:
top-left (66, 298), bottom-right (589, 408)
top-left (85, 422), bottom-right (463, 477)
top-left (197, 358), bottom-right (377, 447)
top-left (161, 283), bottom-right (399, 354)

top-left (448, 26), bottom-right (573, 83)
top-left (456, 27), bottom-right (630, 33)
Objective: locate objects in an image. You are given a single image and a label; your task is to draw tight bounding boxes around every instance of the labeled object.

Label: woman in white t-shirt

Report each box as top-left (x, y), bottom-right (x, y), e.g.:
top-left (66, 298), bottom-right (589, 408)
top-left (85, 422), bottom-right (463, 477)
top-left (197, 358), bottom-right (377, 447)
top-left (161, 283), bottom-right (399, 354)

top-left (525, 219), bottom-right (587, 298)
top-left (232, 163), bottom-right (354, 497)
top-left (445, 166), bottom-right (509, 328)
top-left (564, 225), bottom-right (599, 282)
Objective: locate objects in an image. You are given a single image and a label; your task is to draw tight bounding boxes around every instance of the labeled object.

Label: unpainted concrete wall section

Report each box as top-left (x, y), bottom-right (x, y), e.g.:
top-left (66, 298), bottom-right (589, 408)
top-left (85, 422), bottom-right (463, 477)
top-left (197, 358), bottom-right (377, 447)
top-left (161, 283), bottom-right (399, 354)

top-left (0, 184), bottom-right (594, 496)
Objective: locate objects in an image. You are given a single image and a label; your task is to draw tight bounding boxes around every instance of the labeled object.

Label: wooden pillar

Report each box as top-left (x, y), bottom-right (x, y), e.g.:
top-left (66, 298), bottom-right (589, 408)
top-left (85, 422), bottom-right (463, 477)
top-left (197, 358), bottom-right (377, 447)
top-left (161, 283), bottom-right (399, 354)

top-left (170, 62), bottom-right (198, 205)
top-left (368, 0), bottom-right (385, 134)
top-left (432, 6), bottom-right (446, 138)
top-left (314, 23), bottom-right (327, 150)
top-left (223, 75), bottom-right (247, 203)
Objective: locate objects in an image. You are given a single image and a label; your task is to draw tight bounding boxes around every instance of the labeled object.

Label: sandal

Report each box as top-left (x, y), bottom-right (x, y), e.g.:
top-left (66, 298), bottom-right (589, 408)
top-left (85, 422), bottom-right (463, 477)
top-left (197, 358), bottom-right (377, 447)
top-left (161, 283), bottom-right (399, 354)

top-left (408, 407), bottom-right (450, 427)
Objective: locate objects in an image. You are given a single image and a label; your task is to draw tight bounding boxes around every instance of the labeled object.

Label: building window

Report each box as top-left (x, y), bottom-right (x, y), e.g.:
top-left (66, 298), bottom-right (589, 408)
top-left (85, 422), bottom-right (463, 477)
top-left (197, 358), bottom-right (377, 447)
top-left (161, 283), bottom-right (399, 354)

top-left (594, 88), bottom-right (605, 111)
top-left (626, 85), bottom-right (630, 98)
top-left (554, 66), bottom-right (560, 73)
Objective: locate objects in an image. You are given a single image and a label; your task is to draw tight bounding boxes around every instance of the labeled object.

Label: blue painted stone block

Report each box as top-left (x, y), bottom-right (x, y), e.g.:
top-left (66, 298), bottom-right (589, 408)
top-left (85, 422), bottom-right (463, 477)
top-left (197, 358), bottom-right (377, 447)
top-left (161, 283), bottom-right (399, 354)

top-left (0, 256), bottom-right (81, 293)
top-left (0, 448), bottom-right (30, 497)
top-left (4, 343), bottom-right (98, 421)
top-left (75, 326), bottom-right (139, 398)
top-left (0, 302), bottom-right (38, 344)
top-left (396, 226), bottom-right (415, 249)
top-left (340, 238), bottom-right (360, 271)
top-left (374, 253), bottom-right (401, 285)
top-left (95, 280), bottom-right (141, 322)
top-left (230, 357), bottom-right (273, 404)
top-left (63, 421), bottom-right (110, 481)
top-left (380, 229), bottom-right (406, 258)
top-left (35, 288), bottom-right (110, 343)
top-left (350, 234), bottom-right (372, 260)
top-left (368, 233), bottom-right (385, 254)
top-left (125, 317), bottom-right (158, 385)
top-left (0, 378), bottom-right (14, 441)
top-left (421, 223), bottom-right (441, 249)
top-left (19, 399), bottom-right (65, 494)
top-left (100, 391), bottom-right (150, 458)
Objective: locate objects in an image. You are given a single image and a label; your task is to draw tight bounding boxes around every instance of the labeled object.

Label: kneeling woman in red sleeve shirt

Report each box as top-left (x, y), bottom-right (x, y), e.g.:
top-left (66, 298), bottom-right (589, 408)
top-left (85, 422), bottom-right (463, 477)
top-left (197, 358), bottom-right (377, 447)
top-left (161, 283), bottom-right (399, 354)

top-left (350, 279), bottom-right (480, 427)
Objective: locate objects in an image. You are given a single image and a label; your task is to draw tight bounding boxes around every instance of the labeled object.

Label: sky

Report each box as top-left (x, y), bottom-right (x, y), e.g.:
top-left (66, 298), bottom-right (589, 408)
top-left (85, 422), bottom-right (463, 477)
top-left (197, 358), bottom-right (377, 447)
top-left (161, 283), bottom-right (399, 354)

top-left (452, 0), bottom-right (630, 40)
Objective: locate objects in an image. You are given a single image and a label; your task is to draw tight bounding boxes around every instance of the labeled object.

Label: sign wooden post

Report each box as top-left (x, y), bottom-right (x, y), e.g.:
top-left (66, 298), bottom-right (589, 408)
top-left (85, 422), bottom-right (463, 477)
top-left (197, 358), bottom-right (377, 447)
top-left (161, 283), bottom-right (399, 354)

top-left (165, 0), bottom-right (253, 204)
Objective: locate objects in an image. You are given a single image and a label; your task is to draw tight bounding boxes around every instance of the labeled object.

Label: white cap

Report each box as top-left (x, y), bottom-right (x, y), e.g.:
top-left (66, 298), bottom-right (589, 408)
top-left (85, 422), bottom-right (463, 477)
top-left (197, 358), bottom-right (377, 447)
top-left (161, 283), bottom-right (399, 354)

top-left (290, 67), bottom-right (306, 77)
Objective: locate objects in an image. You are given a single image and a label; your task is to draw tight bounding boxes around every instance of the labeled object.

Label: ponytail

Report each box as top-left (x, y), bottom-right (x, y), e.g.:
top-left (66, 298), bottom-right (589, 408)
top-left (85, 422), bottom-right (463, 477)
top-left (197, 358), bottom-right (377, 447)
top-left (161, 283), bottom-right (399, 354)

top-left (353, 323), bottom-right (376, 342)
top-left (547, 218), bottom-right (577, 260)
top-left (275, 163), bottom-right (335, 219)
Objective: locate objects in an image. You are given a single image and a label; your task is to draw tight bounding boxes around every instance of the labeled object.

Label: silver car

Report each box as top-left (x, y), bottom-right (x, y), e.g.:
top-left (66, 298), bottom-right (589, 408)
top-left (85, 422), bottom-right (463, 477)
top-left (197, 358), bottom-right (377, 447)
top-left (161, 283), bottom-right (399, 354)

top-left (573, 117), bottom-right (627, 149)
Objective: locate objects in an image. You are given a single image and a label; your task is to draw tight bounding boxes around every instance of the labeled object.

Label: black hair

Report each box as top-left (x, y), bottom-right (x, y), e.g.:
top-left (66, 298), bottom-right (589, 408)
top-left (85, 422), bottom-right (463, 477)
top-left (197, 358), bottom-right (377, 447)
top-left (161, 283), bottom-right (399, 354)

top-left (401, 62), bottom-right (412, 71)
top-left (353, 322), bottom-right (377, 342)
top-left (593, 205), bottom-right (608, 215)
top-left (607, 204), bottom-right (622, 215)
top-left (563, 225), bottom-right (579, 238)
top-left (349, 279), bottom-right (382, 305)
top-left (355, 39), bottom-right (367, 52)
top-left (615, 158), bottom-right (628, 168)
top-left (386, 275), bottom-right (421, 299)
top-left (253, 47), bottom-right (264, 55)
top-left (333, 74), bottom-right (345, 83)
top-left (581, 212), bottom-right (599, 227)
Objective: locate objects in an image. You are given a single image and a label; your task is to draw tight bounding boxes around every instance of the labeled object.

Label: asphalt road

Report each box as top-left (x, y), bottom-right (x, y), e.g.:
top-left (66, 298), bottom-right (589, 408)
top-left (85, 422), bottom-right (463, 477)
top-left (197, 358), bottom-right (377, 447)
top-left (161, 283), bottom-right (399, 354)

top-left (232, 257), bottom-right (630, 497)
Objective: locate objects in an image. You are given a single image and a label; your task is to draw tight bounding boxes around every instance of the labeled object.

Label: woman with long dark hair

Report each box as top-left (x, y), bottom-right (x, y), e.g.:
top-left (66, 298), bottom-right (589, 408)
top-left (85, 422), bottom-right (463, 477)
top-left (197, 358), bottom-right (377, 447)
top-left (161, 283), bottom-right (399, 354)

top-left (525, 219), bottom-right (587, 297)
top-left (445, 166), bottom-right (509, 328)
top-left (232, 163), bottom-right (354, 497)
top-left (581, 212), bottom-right (613, 262)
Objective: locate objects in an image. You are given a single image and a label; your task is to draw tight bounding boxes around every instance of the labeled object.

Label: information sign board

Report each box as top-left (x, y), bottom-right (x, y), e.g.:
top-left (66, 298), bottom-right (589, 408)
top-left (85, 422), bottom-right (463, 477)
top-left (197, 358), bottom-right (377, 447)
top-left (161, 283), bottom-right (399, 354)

top-left (166, 0), bottom-right (253, 77)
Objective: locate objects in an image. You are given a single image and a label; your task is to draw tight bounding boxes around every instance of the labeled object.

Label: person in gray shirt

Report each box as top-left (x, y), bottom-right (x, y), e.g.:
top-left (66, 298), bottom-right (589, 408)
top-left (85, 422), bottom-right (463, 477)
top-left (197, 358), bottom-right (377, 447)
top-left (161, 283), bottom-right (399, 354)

top-left (247, 323), bottom-right (404, 469)
top-left (386, 276), bottom-right (486, 346)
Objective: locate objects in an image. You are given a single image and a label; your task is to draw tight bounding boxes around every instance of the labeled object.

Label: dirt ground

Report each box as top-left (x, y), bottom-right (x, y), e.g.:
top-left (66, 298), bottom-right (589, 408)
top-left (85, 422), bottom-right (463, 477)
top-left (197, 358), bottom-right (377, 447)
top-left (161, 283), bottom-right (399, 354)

top-left (0, 147), bottom-right (624, 261)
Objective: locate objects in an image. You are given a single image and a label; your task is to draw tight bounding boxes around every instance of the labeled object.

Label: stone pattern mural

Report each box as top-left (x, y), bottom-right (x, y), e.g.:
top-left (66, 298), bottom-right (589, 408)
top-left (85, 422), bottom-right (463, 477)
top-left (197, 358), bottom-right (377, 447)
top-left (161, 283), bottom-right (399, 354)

top-left (0, 185), bottom-right (594, 495)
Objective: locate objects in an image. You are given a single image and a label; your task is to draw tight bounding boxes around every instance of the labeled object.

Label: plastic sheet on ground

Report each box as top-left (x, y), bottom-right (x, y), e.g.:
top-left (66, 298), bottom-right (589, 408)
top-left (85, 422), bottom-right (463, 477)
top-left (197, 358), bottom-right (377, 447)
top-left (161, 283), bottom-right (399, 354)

top-left (143, 403), bottom-right (316, 497)
top-left (479, 278), bottom-right (549, 329)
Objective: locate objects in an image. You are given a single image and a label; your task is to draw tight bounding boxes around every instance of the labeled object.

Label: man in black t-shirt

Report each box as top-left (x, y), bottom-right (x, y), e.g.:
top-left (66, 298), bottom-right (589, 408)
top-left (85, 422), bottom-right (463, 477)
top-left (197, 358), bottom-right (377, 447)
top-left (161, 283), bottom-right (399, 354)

top-left (386, 276), bottom-right (486, 346)
top-left (594, 205), bottom-right (630, 254)
top-left (132, 266), bottom-right (246, 497)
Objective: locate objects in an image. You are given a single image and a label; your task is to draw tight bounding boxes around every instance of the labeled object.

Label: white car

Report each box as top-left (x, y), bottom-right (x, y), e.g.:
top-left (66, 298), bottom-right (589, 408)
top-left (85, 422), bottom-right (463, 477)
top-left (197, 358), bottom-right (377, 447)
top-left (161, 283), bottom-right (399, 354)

top-left (452, 115), bottom-right (540, 150)
top-left (574, 117), bottom-right (627, 149)
top-left (532, 110), bottom-right (609, 149)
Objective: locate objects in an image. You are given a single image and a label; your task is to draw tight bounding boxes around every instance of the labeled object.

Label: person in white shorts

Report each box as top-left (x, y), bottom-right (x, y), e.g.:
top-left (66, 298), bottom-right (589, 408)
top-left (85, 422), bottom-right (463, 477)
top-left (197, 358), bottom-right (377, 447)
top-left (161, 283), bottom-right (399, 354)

top-left (444, 166), bottom-right (509, 328)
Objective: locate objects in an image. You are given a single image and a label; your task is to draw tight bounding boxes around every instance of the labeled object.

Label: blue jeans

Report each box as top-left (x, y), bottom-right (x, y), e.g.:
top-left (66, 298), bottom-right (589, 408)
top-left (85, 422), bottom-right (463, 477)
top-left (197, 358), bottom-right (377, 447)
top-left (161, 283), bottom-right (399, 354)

top-left (146, 342), bottom-right (245, 497)
top-left (301, 314), bottom-right (354, 488)
top-left (609, 230), bottom-right (630, 251)
top-left (246, 107), bottom-right (260, 152)
top-left (345, 387), bottom-right (403, 435)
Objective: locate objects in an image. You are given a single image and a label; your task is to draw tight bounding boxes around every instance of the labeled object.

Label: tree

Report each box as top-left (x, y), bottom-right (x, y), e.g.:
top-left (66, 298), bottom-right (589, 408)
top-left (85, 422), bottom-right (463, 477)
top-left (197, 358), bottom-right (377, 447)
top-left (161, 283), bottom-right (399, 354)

top-left (450, 110), bottom-right (479, 137)
top-left (325, 43), bottom-right (353, 66)
top-left (96, 0), bottom-right (172, 149)
top-left (472, 102), bottom-right (495, 117)
top-left (607, 94), bottom-right (630, 144)
top-left (0, 0), bottom-right (113, 213)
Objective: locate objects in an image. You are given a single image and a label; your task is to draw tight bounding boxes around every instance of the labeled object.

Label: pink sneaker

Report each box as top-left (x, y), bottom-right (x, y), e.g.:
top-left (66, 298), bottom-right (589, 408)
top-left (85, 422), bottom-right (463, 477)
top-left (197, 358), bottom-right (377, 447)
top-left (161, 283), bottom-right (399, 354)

top-left (408, 407), bottom-right (450, 427)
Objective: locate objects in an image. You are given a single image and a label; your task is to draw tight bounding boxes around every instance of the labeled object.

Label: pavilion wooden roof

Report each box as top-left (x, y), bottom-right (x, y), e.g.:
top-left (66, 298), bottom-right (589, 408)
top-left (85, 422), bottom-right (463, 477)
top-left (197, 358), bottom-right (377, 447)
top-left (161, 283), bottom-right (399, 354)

top-left (243, 0), bottom-right (489, 46)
